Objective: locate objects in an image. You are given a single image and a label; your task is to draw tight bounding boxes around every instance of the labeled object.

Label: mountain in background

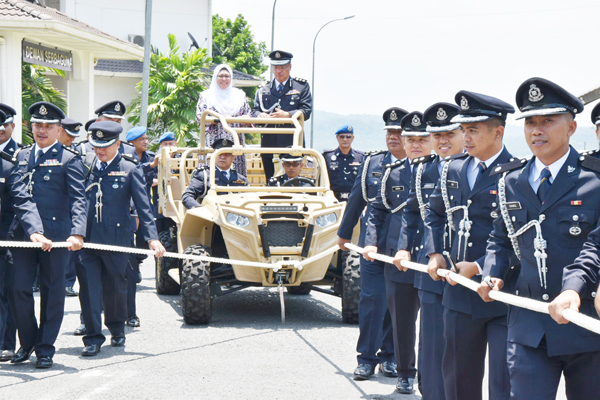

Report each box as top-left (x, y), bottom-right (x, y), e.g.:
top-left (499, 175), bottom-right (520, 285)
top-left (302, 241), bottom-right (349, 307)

top-left (309, 111), bottom-right (599, 158)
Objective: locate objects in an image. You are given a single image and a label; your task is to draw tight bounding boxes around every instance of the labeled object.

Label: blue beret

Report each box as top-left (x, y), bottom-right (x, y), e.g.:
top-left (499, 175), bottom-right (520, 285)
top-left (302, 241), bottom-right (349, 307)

top-left (159, 131), bottom-right (176, 143)
top-left (126, 126), bottom-right (147, 142)
top-left (335, 125), bottom-right (354, 135)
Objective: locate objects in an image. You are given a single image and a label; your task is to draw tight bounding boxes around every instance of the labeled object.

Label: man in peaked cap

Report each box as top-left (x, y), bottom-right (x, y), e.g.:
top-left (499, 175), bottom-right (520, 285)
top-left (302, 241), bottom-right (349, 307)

top-left (424, 91), bottom-right (515, 400)
top-left (0, 103), bottom-right (21, 157)
top-left (182, 139), bottom-right (248, 209)
top-left (393, 102), bottom-right (464, 399)
top-left (362, 111), bottom-right (431, 394)
top-left (251, 50), bottom-right (312, 180)
top-left (267, 150), bottom-right (314, 187)
top-left (590, 102), bottom-right (600, 150)
top-left (8, 101), bottom-right (87, 369)
top-left (337, 107), bottom-right (409, 382)
top-left (322, 125), bottom-right (364, 202)
top-left (58, 118), bottom-right (82, 149)
top-left (75, 121), bottom-right (164, 357)
top-left (477, 77), bottom-right (600, 400)
top-left (95, 100), bottom-right (126, 123)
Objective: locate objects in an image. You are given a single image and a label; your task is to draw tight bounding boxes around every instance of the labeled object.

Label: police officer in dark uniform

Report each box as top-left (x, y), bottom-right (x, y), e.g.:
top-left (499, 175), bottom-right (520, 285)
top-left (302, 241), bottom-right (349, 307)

top-left (0, 104), bottom-right (23, 362)
top-left (393, 102), bottom-right (463, 399)
top-left (251, 50), bottom-right (312, 180)
top-left (591, 102), bottom-right (600, 150)
top-left (479, 78), bottom-right (600, 400)
top-left (76, 121), bottom-right (165, 357)
top-left (8, 101), bottom-right (87, 369)
top-left (362, 111), bottom-right (432, 394)
top-left (423, 91), bottom-right (515, 400)
top-left (58, 118), bottom-right (84, 297)
top-left (338, 107), bottom-right (409, 381)
top-left (182, 139), bottom-right (248, 209)
top-left (323, 125), bottom-right (364, 201)
top-left (267, 151), bottom-right (315, 187)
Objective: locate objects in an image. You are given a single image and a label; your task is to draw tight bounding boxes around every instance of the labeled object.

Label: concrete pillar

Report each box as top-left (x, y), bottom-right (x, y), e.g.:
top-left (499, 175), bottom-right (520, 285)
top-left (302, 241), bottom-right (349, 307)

top-left (0, 32), bottom-right (24, 142)
top-left (67, 51), bottom-right (95, 123)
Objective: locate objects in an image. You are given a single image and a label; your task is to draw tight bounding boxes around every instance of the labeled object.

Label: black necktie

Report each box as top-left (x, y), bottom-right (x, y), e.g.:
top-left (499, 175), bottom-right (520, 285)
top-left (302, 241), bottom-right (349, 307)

top-left (474, 161), bottom-right (486, 186)
top-left (275, 82), bottom-right (283, 95)
top-left (224, 170), bottom-right (230, 181)
top-left (537, 168), bottom-right (552, 203)
top-left (36, 149), bottom-right (44, 162)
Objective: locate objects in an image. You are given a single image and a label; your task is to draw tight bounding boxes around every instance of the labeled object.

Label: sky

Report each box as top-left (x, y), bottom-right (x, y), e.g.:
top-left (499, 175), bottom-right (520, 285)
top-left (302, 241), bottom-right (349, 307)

top-left (212, 0), bottom-right (600, 128)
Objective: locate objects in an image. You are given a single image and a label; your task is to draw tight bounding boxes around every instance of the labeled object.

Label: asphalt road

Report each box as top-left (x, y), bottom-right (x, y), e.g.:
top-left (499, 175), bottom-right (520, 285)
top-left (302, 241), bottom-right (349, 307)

top-left (0, 258), bottom-right (567, 400)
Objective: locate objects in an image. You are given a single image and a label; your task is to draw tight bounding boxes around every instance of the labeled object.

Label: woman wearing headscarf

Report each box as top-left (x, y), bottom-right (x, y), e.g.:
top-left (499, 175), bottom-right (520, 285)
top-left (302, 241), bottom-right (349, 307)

top-left (196, 64), bottom-right (251, 176)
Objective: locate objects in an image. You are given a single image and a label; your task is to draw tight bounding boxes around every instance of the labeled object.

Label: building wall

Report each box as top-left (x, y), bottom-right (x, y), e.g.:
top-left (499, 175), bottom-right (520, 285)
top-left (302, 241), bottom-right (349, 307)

top-left (94, 75), bottom-right (140, 133)
top-left (59, 0), bottom-right (212, 56)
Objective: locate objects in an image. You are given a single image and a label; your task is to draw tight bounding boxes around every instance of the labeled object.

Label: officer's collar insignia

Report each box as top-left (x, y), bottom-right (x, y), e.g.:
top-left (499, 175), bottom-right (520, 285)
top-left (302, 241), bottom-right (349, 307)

top-left (390, 110), bottom-right (398, 121)
top-left (436, 107), bottom-right (447, 120)
top-left (567, 165), bottom-right (575, 173)
top-left (52, 148), bottom-right (57, 153)
top-left (348, 125), bottom-right (353, 132)
top-left (275, 51), bottom-right (281, 58)
top-left (411, 115), bottom-right (421, 126)
top-left (96, 131), bottom-right (104, 138)
top-left (39, 105), bottom-right (48, 115)
top-left (528, 84), bottom-right (544, 102)
top-left (115, 103), bottom-right (121, 112)
top-left (460, 96), bottom-right (469, 110)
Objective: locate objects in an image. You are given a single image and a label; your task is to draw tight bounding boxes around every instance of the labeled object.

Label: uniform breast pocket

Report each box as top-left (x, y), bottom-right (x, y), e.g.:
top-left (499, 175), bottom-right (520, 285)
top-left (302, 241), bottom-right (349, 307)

top-left (448, 188), bottom-right (461, 208)
top-left (558, 207), bottom-right (596, 248)
top-left (509, 209), bottom-right (533, 248)
top-left (479, 193), bottom-right (496, 211)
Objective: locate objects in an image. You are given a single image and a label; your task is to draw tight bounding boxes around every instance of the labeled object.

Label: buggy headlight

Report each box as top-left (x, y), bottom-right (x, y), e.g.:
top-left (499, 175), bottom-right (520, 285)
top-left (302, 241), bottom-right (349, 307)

top-left (226, 212), bottom-right (250, 227)
top-left (315, 212), bottom-right (337, 228)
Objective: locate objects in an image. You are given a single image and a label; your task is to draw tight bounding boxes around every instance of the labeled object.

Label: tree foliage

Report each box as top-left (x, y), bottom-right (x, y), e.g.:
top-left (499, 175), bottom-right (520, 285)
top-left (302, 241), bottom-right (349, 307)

top-left (212, 14), bottom-right (268, 100)
top-left (128, 34), bottom-right (210, 148)
top-left (21, 63), bottom-right (67, 145)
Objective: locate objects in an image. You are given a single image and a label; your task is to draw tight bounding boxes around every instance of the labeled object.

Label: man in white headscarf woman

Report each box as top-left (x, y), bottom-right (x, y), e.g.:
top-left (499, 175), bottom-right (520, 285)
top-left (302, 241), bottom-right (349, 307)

top-left (196, 64), bottom-right (251, 176)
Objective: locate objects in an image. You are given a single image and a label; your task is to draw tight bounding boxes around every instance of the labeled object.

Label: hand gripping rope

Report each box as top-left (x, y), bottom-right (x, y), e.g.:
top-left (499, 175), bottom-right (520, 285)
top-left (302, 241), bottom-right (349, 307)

top-left (345, 243), bottom-right (600, 336)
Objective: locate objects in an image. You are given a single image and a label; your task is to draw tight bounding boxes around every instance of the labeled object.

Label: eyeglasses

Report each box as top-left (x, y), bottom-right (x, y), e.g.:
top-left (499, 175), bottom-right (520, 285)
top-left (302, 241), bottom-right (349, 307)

top-left (337, 134), bottom-right (353, 139)
top-left (283, 161), bottom-right (301, 167)
top-left (217, 75), bottom-right (231, 79)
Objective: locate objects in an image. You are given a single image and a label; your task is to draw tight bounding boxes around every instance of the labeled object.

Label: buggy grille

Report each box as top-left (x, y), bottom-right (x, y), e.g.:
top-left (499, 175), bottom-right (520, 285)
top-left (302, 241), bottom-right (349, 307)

top-left (263, 221), bottom-right (306, 247)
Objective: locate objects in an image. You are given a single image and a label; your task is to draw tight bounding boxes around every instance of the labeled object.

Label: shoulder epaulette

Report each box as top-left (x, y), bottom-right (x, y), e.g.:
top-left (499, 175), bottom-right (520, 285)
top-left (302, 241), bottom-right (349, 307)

top-left (293, 77), bottom-right (307, 84)
top-left (365, 149), bottom-right (386, 157)
top-left (580, 154), bottom-right (600, 174)
top-left (0, 151), bottom-right (14, 164)
top-left (354, 149), bottom-right (365, 155)
top-left (582, 149), bottom-right (600, 157)
top-left (12, 146), bottom-right (26, 162)
top-left (16, 142), bottom-right (24, 148)
top-left (490, 157), bottom-right (528, 176)
top-left (122, 154), bottom-right (139, 165)
top-left (21, 144), bottom-right (33, 150)
top-left (322, 149), bottom-right (335, 154)
top-left (62, 144), bottom-right (80, 155)
top-left (443, 152), bottom-right (469, 161)
top-left (411, 154), bottom-right (436, 165)
top-left (385, 158), bottom-right (406, 169)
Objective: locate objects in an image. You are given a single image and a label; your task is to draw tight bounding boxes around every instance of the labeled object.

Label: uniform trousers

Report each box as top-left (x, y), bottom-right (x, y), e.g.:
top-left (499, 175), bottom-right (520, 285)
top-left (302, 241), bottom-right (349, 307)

top-left (385, 277), bottom-right (420, 379)
top-left (356, 258), bottom-right (395, 366)
top-left (417, 290), bottom-right (445, 400)
top-left (65, 252), bottom-right (77, 288)
top-left (507, 339), bottom-right (600, 400)
top-left (126, 255), bottom-right (138, 318)
top-left (261, 154), bottom-right (276, 181)
top-left (76, 249), bottom-right (128, 346)
top-left (442, 308), bottom-right (510, 400)
top-left (0, 251), bottom-right (16, 351)
top-left (8, 247), bottom-right (69, 357)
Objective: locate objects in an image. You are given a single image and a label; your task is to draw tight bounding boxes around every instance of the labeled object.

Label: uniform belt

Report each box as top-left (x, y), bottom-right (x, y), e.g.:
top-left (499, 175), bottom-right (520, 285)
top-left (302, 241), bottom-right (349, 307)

top-left (334, 191), bottom-right (350, 201)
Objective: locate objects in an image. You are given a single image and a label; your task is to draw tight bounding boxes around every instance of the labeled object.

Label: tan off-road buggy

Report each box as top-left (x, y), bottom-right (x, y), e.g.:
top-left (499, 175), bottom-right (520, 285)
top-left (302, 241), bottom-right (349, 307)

top-left (155, 110), bottom-right (360, 325)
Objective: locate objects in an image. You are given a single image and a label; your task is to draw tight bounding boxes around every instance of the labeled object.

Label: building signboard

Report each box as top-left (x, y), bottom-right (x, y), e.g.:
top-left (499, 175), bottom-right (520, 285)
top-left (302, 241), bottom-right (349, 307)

top-left (22, 40), bottom-right (73, 72)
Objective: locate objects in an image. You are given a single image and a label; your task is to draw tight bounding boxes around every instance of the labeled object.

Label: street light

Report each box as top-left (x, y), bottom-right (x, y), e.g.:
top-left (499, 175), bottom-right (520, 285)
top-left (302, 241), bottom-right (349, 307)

top-left (310, 15), bottom-right (355, 148)
top-left (270, 0), bottom-right (278, 81)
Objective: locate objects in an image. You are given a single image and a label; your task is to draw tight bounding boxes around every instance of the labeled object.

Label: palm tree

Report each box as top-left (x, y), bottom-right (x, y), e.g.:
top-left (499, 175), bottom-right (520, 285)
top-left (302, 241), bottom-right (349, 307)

top-left (21, 63), bottom-right (68, 145)
top-left (128, 34), bottom-right (210, 148)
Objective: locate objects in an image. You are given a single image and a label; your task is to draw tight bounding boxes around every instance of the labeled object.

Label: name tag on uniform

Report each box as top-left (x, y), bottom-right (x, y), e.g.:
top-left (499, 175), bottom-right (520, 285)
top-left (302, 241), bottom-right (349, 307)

top-left (108, 171), bottom-right (128, 177)
top-left (350, 162), bottom-right (361, 166)
top-left (423, 183), bottom-right (435, 189)
top-left (0, 178), bottom-right (5, 183)
top-left (506, 201), bottom-right (522, 210)
top-left (392, 186), bottom-right (405, 192)
top-left (372, 172), bottom-right (382, 178)
top-left (447, 180), bottom-right (458, 189)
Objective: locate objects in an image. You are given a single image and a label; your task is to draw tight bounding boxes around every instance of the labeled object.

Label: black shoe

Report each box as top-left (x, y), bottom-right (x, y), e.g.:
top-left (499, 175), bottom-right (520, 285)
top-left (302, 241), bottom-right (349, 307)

top-left (35, 356), bottom-right (53, 369)
top-left (0, 350), bottom-right (14, 362)
top-left (81, 344), bottom-right (100, 357)
top-left (111, 335), bottom-right (126, 347)
top-left (10, 347), bottom-right (34, 364)
top-left (65, 287), bottom-right (78, 297)
top-left (379, 361), bottom-right (398, 377)
top-left (126, 316), bottom-right (140, 327)
top-left (353, 364), bottom-right (375, 380)
top-left (396, 377), bottom-right (414, 394)
top-left (74, 324), bottom-right (86, 336)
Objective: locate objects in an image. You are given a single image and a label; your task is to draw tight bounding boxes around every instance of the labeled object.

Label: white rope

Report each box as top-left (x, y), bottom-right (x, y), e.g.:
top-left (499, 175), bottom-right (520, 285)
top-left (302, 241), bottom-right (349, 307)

top-left (0, 240), bottom-right (337, 273)
top-left (345, 243), bottom-right (600, 335)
